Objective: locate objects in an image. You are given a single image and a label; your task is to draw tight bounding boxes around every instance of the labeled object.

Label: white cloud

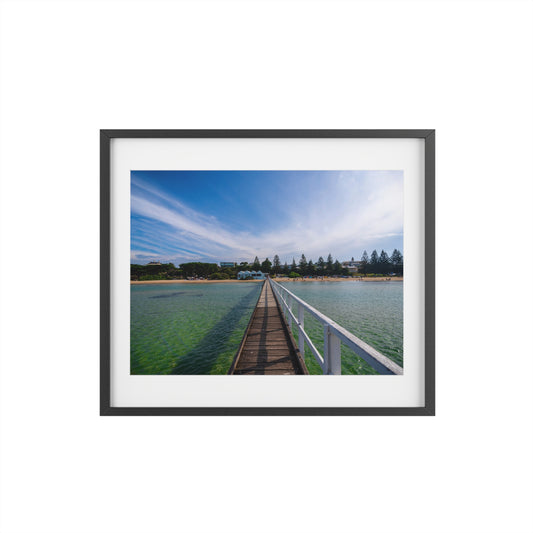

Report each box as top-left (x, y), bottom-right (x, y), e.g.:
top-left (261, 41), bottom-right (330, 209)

top-left (131, 171), bottom-right (403, 264)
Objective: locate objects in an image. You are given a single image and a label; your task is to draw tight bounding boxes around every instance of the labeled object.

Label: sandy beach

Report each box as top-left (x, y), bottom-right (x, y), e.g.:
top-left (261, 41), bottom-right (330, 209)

top-left (131, 277), bottom-right (402, 285)
top-left (130, 279), bottom-right (262, 285)
top-left (272, 277), bottom-right (402, 282)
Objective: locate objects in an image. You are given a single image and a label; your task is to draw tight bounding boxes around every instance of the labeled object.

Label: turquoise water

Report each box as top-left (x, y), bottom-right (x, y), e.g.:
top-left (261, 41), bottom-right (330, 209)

top-left (278, 281), bottom-right (403, 375)
top-left (131, 282), bottom-right (262, 375)
top-left (131, 280), bottom-right (402, 375)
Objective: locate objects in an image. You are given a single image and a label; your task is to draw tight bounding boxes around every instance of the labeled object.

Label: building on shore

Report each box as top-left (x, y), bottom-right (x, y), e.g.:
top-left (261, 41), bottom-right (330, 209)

top-left (238, 270), bottom-right (266, 280)
top-left (220, 261), bottom-right (236, 268)
top-left (342, 260), bottom-right (362, 274)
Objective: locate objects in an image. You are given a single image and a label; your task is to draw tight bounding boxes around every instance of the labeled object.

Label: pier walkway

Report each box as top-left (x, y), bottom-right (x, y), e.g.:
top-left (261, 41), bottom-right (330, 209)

top-left (229, 280), bottom-right (308, 375)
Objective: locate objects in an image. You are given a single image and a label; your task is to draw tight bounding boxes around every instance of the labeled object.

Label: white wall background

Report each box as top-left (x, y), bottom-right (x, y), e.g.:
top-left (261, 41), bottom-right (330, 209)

top-left (0, 1), bottom-right (532, 532)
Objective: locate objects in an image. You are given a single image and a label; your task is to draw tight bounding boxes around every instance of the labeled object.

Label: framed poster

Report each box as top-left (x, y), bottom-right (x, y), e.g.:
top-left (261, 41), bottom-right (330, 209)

top-left (100, 130), bottom-right (435, 415)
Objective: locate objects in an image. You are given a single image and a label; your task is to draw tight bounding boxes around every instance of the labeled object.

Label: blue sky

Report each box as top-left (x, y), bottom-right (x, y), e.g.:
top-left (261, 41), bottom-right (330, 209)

top-left (131, 170), bottom-right (403, 266)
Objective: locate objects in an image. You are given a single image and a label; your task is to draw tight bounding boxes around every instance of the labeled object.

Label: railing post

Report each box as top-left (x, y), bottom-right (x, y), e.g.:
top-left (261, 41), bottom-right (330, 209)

top-left (323, 324), bottom-right (341, 375)
top-left (298, 303), bottom-right (305, 358)
top-left (323, 325), bottom-right (329, 374)
top-left (288, 296), bottom-right (292, 330)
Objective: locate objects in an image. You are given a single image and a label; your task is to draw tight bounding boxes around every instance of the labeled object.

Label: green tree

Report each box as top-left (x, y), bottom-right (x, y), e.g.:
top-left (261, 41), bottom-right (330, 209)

top-left (179, 262), bottom-right (219, 278)
top-left (166, 266), bottom-right (182, 279)
top-left (360, 250), bottom-right (369, 275)
top-left (369, 250), bottom-right (379, 274)
top-left (299, 254), bottom-right (307, 275)
top-left (210, 272), bottom-right (230, 280)
top-left (221, 267), bottom-right (236, 279)
top-left (282, 262), bottom-right (289, 275)
top-left (261, 257), bottom-right (272, 273)
top-left (333, 259), bottom-right (342, 275)
top-left (290, 257), bottom-right (297, 272)
top-left (132, 262), bottom-right (180, 281)
top-left (390, 249), bottom-right (403, 275)
top-left (379, 250), bottom-right (390, 274)
top-left (307, 259), bottom-right (315, 277)
top-left (252, 256), bottom-right (261, 270)
top-left (273, 254), bottom-right (281, 275)
top-left (326, 253), bottom-right (333, 275)
top-left (317, 256), bottom-right (325, 275)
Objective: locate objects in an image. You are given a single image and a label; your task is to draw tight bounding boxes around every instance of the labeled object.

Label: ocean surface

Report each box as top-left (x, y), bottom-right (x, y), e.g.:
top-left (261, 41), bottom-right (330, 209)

top-left (130, 280), bottom-right (403, 375)
top-left (131, 282), bottom-right (262, 375)
top-left (278, 281), bottom-right (403, 375)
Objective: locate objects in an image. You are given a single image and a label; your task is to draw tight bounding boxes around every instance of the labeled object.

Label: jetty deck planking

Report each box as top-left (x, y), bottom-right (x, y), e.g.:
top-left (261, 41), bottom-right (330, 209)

top-left (229, 280), bottom-right (308, 375)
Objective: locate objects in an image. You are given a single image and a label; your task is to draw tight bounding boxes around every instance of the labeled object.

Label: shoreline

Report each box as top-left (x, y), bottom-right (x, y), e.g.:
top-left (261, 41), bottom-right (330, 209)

top-left (272, 277), bottom-right (402, 282)
top-left (131, 277), bottom-right (403, 285)
top-left (130, 279), bottom-right (262, 285)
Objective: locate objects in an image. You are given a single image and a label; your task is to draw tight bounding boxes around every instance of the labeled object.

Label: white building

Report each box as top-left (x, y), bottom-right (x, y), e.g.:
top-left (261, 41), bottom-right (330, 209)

top-left (238, 270), bottom-right (266, 280)
top-left (341, 260), bottom-right (362, 273)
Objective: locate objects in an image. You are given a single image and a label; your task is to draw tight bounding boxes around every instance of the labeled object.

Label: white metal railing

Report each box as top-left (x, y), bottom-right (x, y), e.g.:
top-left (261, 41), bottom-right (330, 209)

top-left (269, 277), bottom-right (403, 375)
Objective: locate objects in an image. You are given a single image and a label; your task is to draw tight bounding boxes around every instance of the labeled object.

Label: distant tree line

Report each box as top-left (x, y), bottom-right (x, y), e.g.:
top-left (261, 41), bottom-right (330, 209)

top-left (239, 251), bottom-right (402, 277)
top-left (359, 249), bottom-right (403, 275)
top-left (130, 249), bottom-right (403, 280)
top-left (130, 263), bottom-right (181, 281)
top-left (130, 262), bottom-right (219, 281)
top-left (259, 253), bottom-right (349, 277)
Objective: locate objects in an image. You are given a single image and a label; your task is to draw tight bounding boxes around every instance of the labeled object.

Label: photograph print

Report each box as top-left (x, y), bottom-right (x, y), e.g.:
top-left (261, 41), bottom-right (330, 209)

top-left (130, 170), bottom-right (403, 376)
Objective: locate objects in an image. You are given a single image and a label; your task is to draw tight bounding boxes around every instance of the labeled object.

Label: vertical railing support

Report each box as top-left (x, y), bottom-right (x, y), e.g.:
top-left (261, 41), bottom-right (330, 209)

top-left (280, 287), bottom-right (286, 320)
top-left (288, 295), bottom-right (292, 330)
top-left (323, 325), bottom-right (330, 374)
top-left (298, 304), bottom-right (305, 358)
top-left (323, 325), bottom-right (342, 375)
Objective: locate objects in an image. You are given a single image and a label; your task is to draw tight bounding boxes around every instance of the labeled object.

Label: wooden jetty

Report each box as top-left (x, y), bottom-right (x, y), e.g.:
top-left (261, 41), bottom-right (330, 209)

top-left (229, 280), bottom-right (308, 375)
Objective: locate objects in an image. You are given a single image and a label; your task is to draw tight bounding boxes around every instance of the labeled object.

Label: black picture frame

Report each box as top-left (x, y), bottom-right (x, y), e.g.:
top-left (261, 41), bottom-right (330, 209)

top-left (100, 129), bottom-right (435, 416)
